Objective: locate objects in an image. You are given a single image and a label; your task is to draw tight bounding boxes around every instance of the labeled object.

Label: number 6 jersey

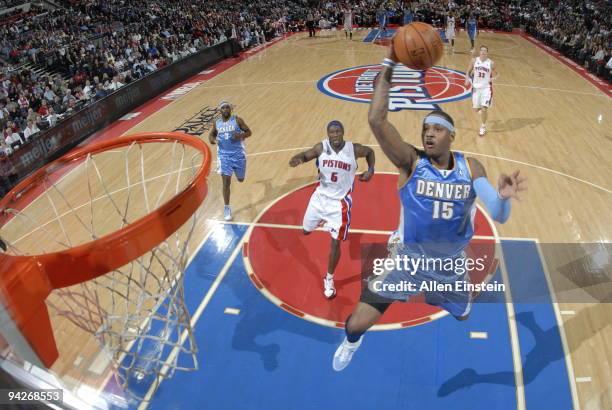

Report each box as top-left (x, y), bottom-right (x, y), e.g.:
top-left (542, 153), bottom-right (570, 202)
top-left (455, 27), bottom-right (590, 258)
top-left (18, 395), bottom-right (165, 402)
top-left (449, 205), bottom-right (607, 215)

top-left (397, 151), bottom-right (476, 258)
top-left (315, 139), bottom-right (357, 200)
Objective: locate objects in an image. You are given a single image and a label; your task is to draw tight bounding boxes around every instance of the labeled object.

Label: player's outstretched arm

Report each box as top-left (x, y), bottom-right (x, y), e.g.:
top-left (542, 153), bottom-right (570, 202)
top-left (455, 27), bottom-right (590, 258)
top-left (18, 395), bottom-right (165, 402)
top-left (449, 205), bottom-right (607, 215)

top-left (354, 143), bottom-right (375, 181)
top-left (468, 157), bottom-right (527, 223)
top-left (235, 117), bottom-right (252, 140)
top-left (208, 122), bottom-right (217, 145)
top-left (289, 143), bottom-right (323, 167)
top-left (368, 46), bottom-right (416, 172)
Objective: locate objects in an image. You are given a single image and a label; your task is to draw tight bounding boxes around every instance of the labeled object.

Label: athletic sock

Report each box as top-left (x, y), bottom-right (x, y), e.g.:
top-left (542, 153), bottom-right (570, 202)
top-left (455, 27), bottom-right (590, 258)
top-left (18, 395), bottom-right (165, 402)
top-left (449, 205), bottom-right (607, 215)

top-left (345, 316), bottom-right (364, 343)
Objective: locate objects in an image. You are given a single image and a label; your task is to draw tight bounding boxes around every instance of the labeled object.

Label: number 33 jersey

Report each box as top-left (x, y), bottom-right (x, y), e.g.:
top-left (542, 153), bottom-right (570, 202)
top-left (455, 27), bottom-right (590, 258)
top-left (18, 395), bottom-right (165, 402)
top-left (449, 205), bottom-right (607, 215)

top-left (397, 151), bottom-right (476, 258)
top-left (472, 57), bottom-right (493, 89)
top-left (315, 139), bottom-right (357, 200)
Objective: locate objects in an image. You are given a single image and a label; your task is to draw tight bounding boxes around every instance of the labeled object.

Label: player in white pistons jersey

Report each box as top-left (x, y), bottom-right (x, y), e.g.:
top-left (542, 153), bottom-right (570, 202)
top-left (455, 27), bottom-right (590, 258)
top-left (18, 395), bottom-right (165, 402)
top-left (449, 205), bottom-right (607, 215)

top-left (344, 7), bottom-right (353, 40)
top-left (289, 120), bottom-right (375, 298)
top-left (445, 12), bottom-right (456, 53)
top-left (465, 45), bottom-right (498, 136)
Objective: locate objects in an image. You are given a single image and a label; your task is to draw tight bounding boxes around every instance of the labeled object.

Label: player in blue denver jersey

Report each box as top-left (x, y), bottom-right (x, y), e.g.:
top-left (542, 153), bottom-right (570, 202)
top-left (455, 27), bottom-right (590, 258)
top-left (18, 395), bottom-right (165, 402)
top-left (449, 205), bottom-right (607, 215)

top-left (402, 7), bottom-right (413, 25)
top-left (332, 45), bottom-right (526, 371)
top-left (208, 101), bottom-right (252, 221)
top-left (376, 6), bottom-right (387, 33)
top-left (466, 14), bottom-right (478, 52)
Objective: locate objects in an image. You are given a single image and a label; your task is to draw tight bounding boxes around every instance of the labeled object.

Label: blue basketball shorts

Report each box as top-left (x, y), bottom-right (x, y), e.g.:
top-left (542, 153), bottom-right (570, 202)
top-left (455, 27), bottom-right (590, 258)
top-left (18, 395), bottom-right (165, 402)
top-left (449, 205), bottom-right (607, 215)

top-left (468, 31), bottom-right (477, 41)
top-left (367, 247), bottom-right (473, 318)
top-left (217, 153), bottom-right (246, 179)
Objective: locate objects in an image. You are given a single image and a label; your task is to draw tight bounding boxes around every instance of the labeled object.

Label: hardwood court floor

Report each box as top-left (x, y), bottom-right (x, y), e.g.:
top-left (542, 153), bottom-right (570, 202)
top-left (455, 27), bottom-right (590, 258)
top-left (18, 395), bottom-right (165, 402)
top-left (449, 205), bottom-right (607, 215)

top-left (2, 29), bottom-right (611, 408)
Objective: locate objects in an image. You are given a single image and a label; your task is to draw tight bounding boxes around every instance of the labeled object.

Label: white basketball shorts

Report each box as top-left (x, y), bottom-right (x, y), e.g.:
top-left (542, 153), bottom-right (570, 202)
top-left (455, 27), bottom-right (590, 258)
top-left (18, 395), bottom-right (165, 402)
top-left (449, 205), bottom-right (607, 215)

top-left (472, 86), bottom-right (492, 109)
top-left (303, 190), bottom-right (352, 241)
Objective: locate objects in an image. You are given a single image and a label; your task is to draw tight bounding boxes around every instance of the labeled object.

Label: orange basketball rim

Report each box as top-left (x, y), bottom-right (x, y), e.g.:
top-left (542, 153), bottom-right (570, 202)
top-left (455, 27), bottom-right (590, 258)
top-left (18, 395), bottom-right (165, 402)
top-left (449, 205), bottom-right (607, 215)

top-left (0, 132), bottom-right (211, 367)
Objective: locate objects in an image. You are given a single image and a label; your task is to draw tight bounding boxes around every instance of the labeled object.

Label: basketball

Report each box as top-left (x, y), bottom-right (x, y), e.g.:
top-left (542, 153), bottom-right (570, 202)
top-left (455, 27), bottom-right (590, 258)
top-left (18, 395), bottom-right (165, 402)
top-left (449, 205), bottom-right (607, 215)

top-left (393, 22), bottom-right (444, 70)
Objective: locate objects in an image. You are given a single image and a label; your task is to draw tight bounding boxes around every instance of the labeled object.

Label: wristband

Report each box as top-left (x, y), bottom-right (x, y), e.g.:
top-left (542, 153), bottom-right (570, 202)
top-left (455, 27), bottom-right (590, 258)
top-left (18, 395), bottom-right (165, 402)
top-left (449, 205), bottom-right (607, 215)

top-left (382, 58), bottom-right (396, 68)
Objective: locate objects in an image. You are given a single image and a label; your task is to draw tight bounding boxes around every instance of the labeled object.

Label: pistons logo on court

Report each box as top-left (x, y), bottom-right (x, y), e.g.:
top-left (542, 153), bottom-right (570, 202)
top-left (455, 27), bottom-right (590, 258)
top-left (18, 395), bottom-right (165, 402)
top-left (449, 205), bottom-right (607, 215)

top-left (317, 64), bottom-right (470, 111)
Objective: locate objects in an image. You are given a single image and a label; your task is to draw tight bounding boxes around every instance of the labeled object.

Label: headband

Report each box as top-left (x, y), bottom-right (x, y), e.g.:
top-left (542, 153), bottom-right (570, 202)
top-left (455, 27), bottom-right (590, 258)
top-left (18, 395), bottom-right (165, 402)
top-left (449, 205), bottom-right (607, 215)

top-left (327, 120), bottom-right (344, 130)
top-left (219, 101), bottom-right (232, 109)
top-left (423, 115), bottom-right (454, 132)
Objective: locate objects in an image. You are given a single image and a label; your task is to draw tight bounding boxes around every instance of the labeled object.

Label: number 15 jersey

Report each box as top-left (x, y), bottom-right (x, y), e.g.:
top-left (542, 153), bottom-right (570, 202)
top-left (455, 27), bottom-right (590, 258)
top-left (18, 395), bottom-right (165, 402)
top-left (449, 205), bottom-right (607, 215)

top-left (397, 151), bottom-right (476, 258)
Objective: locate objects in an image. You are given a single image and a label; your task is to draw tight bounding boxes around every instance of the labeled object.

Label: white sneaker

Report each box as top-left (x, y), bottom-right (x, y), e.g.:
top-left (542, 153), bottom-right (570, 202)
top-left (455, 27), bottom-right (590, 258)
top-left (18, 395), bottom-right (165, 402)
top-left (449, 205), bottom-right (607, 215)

top-left (333, 337), bottom-right (362, 371)
top-left (387, 230), bottom-right (402, 255)
top-left (479, 125), bottom-right (486, 137)
top-left (323, 275), bottom-right (336, 299)
top-left (223, 205), bottom-right (233, 221)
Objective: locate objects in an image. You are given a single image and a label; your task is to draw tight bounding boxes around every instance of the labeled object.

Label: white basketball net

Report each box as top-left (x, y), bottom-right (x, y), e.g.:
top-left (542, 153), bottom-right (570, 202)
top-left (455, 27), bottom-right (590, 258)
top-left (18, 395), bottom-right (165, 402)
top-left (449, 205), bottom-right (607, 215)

top-left (0, 139), bottom-right (204, 402)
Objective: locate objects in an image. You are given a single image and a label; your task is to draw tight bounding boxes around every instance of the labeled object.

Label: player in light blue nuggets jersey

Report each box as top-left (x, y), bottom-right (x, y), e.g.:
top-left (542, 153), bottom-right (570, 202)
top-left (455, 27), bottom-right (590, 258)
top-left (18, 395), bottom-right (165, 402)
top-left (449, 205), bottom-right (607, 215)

top-left (208, 101), bottom-right (252, 221)
top-left (466, 14), bottom-right (478, 52)
top-left (332, 45), bottom-right (527, 371)
top-left (402, 7), bottom-right (413, 25)
top-left (376, 6), bottom-right (387, 33)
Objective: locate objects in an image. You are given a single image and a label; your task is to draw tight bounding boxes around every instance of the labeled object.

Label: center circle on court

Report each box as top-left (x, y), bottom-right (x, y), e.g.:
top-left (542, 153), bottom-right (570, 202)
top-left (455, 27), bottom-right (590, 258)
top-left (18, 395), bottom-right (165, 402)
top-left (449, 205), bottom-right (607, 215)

top-left (244, 174), bottom-right (498, 330)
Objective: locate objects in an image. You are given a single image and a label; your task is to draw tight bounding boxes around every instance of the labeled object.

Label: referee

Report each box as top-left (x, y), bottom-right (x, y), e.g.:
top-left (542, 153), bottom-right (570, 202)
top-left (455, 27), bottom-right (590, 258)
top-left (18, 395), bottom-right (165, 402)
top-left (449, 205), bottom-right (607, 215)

top-left (306, 11), bottom-right (315, 37)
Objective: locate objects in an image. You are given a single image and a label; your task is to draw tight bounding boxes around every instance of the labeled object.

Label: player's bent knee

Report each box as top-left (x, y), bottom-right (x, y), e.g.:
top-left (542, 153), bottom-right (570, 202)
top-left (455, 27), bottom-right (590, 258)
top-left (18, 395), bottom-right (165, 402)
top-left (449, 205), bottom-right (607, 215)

top-left (346, 316), bottom-right (368, 335)
top-left (455, 314), bottom-right (470, 321)
top-left (347, 316), bottom-right (375, 335)
top-left (237, 178), bottom-right (245, 183)
top-left (302, 229), bottom-right (312, 236)
top-left (347, 303), bottom-right (383, 334)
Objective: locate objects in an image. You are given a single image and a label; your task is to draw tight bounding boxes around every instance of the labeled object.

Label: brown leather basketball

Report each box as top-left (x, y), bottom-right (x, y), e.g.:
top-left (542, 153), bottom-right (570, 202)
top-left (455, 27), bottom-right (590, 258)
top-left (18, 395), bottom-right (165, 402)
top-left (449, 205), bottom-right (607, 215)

top-left (392, 22), bottom-right (444, 70)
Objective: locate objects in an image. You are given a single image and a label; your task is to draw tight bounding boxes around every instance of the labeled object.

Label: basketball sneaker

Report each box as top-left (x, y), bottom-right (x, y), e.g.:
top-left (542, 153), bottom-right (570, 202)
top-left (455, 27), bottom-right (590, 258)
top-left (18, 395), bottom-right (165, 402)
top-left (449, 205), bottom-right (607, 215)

top-left (323, 274), bottom-right (336, 299)
top-left (333, 336), bottom-right (362, 371)
top-left (224, 205), bottom-right (233, 221)
top-left (479, 125), bottom-right (486, 137)
top-left (0, 238), bottom-right (6, 252)
top-left (387, 229), bottom-right (402, 254)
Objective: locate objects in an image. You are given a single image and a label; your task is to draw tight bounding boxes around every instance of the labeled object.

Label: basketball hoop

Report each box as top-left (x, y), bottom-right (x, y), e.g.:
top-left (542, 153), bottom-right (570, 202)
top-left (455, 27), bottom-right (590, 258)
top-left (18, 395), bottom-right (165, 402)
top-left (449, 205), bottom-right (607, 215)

top-left (0, 132), bottom-right (211, 400)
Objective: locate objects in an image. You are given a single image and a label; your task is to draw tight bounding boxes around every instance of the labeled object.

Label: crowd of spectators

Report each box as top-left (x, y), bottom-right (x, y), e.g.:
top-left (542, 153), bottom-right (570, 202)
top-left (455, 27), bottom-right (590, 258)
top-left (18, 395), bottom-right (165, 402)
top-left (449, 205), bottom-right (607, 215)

top-left (0, 0), bottom-right (609, 156)
top-left (402, 1), bottom-right (610, 80)
top-left (518, 0), bottom-right (610, 81)
top-left (0, 0), bottom-right (301, 155)
top-left (0, 0), bottom-right (29, 10)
